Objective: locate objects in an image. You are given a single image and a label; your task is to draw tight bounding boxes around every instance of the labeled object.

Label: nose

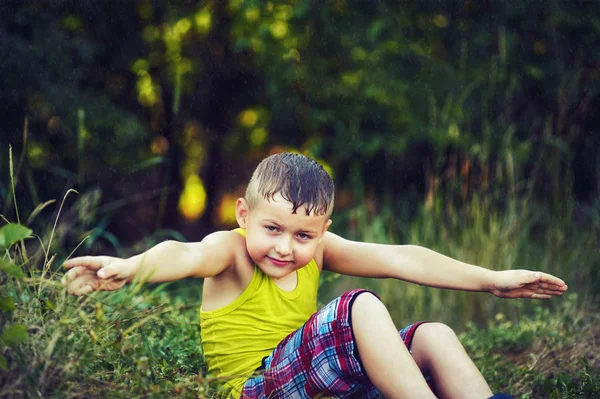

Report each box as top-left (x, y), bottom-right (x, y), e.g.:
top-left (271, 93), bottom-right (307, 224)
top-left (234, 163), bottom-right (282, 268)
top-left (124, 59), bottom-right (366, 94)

top-left (275, 236), bottom-right (291, 256)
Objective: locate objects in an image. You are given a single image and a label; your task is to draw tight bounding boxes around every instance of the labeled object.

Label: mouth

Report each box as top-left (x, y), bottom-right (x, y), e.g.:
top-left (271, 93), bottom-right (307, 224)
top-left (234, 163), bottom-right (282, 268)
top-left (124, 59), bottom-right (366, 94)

top-left (267, 256), bottom-right (292, 267)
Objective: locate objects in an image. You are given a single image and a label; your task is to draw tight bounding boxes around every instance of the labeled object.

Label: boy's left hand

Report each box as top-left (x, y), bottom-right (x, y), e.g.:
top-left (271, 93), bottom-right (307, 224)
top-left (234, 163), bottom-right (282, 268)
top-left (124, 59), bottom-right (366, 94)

top-left (490, 270), bottom-right (568, 299)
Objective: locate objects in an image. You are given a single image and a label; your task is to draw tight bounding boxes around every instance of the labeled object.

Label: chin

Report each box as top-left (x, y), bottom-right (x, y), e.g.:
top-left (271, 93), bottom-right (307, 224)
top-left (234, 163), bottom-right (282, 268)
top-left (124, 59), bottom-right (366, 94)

top-left (258, 261), bottom-right (295, 279)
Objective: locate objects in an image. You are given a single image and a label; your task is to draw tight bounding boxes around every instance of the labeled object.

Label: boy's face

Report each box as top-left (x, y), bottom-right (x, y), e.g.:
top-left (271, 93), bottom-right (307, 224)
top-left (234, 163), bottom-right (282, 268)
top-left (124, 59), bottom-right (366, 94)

top-left (236, 194), bottom-right (332, 280)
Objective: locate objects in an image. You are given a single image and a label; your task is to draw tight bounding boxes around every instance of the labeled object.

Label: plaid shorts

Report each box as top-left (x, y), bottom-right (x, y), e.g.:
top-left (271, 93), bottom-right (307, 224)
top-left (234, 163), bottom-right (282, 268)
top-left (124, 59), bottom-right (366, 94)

top-left (240, 289), bottom-right (428, 399)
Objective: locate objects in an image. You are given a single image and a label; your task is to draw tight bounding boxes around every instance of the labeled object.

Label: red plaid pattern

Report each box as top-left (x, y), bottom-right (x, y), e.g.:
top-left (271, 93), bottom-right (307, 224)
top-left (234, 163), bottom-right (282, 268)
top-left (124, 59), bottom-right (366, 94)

top-left (240, 289), bottom-right (427, 399)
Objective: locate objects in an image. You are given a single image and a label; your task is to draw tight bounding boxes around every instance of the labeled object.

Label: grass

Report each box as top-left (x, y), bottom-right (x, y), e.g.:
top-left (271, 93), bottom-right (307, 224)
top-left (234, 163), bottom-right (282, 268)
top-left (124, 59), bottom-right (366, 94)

top-left (1, 193), bottom-right (598, 398)
top-left (461, 298), bottom-right (600, 398)
top-left (1, 147), bottom-right (599, 397)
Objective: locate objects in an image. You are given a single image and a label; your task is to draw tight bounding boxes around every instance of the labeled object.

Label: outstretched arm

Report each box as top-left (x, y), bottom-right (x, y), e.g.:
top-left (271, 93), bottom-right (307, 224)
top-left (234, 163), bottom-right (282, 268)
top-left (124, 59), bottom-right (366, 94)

top-left (322, 232), bottom-right (567, 299)
top-left (62, 231), bottom-right (237, 296)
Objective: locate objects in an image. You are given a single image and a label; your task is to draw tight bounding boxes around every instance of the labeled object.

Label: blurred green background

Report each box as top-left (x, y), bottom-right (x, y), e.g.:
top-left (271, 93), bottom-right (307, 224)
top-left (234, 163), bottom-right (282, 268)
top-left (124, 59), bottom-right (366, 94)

top-left (1, 0), bottom-right (599, 329)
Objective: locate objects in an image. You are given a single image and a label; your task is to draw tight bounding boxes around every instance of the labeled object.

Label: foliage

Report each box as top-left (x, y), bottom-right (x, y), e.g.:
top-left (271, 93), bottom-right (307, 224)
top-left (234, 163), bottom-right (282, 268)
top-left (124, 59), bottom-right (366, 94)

top-left (320, 187), bottom-right (599, 329)
top-left (460, 297), bottom-right (600, 398)
top-left (0, 219), bottom-right (212, 397)
top-left (1, 1), bottom-right (599, 242)
top-left (0, 1), bottom-right (599, 397)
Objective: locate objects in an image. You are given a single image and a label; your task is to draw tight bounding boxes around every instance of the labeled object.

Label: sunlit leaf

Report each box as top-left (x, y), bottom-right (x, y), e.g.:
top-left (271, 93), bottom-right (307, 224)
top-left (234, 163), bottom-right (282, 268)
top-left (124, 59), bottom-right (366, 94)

top-left (0, 260), bottom-right (26, 279)
top-left (0, 297), bottom-right (16, 312)
top-left (0, 224), bottom-right (32, 252)
top-left (1, 324), bottom-right (28, 346)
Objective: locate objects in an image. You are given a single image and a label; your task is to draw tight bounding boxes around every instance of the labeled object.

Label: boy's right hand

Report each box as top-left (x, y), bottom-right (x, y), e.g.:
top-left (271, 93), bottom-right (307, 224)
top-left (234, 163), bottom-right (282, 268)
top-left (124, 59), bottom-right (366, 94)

top-left (62, 256), bottom-right (133, 296)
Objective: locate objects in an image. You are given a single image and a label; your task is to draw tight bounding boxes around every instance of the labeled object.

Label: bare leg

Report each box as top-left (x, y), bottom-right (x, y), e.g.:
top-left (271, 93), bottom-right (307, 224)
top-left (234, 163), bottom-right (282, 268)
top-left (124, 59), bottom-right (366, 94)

top-left (352, 293), bottom-right (437, 399)
top-left (410, 323), bottom-right (493, 399)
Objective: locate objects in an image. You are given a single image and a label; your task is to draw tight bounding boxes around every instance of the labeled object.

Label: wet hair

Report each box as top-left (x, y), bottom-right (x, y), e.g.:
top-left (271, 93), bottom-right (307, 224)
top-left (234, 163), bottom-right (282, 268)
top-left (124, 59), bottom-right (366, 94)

top-left (245, 152), bottom-right (335, 216)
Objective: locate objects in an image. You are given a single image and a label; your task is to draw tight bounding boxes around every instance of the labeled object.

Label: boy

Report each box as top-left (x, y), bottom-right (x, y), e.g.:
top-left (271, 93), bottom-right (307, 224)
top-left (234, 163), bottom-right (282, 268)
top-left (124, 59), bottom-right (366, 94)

top-left (63, 152), bottom-right (567, 399)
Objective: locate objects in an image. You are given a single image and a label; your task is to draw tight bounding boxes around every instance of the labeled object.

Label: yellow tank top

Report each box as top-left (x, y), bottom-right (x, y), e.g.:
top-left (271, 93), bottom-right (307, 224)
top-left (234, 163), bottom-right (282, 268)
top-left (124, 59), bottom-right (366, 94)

top-left (200, 228), bottom-right (320, 397)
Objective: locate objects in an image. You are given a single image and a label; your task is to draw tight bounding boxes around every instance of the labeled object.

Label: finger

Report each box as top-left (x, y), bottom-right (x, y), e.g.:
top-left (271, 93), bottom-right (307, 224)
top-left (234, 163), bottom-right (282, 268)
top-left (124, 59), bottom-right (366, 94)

top-left (538, 272), bottom-right (566, 286)
top-left (77, 284), bottom-right (94, 296)
top-left (534, 289), bottom-right (566, 296)
top-left (63, 266), bottom-right (95, 284)
top-left (97, 266), bottom-right (121, 280)
top-left (535, 282), bottom-right (568, 290)
top-left (67, 275), bottom-right (97, 296)
top-left (529, 293), bottom-right (552, 300)
top-left (522, 271), bottom-right (543, 284)
top-left (63, 256), bottom-right (106, 271)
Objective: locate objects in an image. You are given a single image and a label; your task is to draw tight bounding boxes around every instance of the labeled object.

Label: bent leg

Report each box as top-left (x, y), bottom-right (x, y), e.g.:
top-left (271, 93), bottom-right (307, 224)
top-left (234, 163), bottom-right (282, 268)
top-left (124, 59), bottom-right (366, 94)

top-left (410, 322), bottom-right (492, 399)
top-left (352, 292), bottom-right (437, 398)
top-left (244, 289), bottom-right (388, 398)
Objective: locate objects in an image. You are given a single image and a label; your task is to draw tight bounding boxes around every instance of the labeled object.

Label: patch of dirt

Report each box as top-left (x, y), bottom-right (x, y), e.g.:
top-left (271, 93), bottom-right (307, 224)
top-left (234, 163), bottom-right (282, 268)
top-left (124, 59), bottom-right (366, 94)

top-left (507, 311), bottom-right (600, 394)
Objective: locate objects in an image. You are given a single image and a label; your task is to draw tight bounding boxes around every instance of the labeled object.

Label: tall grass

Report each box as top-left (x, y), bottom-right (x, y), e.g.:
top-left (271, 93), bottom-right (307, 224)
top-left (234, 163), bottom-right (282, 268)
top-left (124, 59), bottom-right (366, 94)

top-left (0, 150), bottom-right (214, 397)
top-left (322, 178), bottom-right (599, 331)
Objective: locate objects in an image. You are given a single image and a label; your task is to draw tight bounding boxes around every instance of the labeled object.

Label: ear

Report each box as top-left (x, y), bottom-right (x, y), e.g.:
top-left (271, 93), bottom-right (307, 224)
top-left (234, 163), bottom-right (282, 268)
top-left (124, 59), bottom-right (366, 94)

top-left (236, 198), bottom-right (249, 228)
top-left (319, 219), bottom-right (333, 240)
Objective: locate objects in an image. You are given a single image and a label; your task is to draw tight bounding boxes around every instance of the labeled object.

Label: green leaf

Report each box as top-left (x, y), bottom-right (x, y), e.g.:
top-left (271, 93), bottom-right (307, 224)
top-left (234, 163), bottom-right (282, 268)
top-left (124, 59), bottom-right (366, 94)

top-left (0, 297), bottom-right (16, 312)
top-left (0, 354), bottom-right (7, 370)
top-left (1, 324), bottom-right (28, 346)
top-left (0, 224), bottom-right (32, 251)
top-left (0, 260), bottom-right (26, 279)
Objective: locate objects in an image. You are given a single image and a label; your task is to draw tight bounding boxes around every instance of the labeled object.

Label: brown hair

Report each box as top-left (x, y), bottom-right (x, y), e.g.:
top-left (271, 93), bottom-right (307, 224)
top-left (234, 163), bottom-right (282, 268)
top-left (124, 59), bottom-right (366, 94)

top-left (245, 152), bottom-right (334, 216)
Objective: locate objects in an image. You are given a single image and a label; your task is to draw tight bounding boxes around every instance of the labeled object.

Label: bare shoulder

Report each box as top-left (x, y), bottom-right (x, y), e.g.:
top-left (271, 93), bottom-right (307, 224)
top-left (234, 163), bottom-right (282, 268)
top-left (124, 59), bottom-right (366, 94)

top-left (200, 230), bottom-right (244, 249)
top-left (201, 230), bottom-right (254, 311)
top-left (198, 229), bottom-right (252, 276)
top-left (178, 230), bottom-right (248, 279)
top-left (315, 231), bottom-right (346, 271)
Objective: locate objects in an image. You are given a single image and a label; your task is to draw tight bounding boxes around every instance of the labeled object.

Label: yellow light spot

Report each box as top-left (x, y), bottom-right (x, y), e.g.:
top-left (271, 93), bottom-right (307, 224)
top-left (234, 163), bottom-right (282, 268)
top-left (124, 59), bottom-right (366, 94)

top-left (448, 123), bottom-right (460, 139)
top-left (250, 127), bottom-right (268, 147)
top-left (274, 5), bottom-right (293, 21)
top-left (132, 59), bottom-right (149, 75)
top-left (270, 21), bottom-right (288, 39)
top-left (433, 15), bottom-right (449, 28)
top-left (245, 7), bottom-right (260, 22)
top-left (240, 109), bottom-right (258, 127)
top-left (178, 175), bottom-right (207, 221)
top-left (175, 18), bottom-right (192, 36)
top-left (217, 193), bottom-right (238, 225)
top-left (136, 73), bottom-right (160, 107)
top-left (195, 9), bottom-right (212, 34)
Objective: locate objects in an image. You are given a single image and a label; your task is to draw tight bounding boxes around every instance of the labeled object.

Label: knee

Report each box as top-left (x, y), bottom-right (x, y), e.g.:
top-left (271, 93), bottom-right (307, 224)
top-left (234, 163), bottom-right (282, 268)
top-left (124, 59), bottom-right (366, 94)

top-left (351, 291), bottom-right (384, 314)
top-left (415, 322), bottom-right (459, 345)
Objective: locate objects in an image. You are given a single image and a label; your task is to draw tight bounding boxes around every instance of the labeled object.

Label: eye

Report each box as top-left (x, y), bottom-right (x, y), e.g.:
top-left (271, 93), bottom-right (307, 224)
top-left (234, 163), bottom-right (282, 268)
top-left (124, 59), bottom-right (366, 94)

top-left (265, 226), bottom-right (279, 232)
top-left (297, 233), bottom-right (312, 240)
